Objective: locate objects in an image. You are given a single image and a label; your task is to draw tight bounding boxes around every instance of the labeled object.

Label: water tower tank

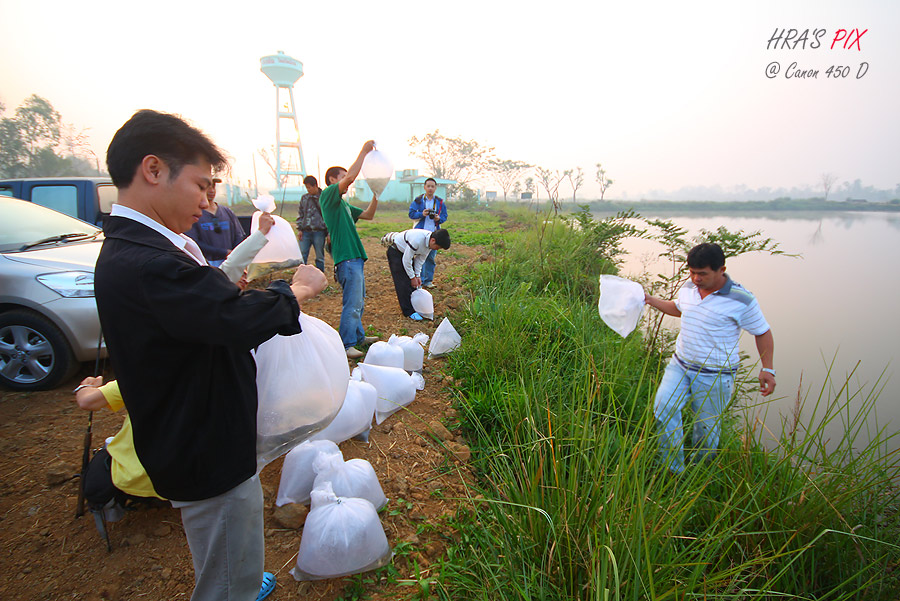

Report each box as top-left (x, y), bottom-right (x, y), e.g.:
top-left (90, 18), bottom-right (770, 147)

top-left (260, 51), bottom-right (304, 86)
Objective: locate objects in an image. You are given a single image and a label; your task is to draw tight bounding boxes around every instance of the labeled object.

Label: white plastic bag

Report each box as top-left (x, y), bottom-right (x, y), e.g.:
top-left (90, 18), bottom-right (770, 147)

top-left (361, 150), bottom-right (393, 197)
top-left (255, 312), bottom-right (350, 467)
top-left (357, 363), bottom-right (417, 424)
top-left (429, 318), bottom-right (461, 358)
top-left (362, 341), bottom-right (405, 369)
top-left (308, 380), bottom-right (377, 445)
top-left (276, 440), bottom-right (342, 506)
top-left (410, 289), bottom-right (434, 320)
top-left (312, 454), bottom-right (388, 511)
top-left (388, 333), bottom-right (429, 372)
top-left (291, 482), bottom-right (392, 581)
top-left (410, 371), bottom-right (425, 391)
top-left (249, 211), bottom-right (302, 264)
top-left (252, 194), bottom-right (278, 213)
top-left (598, 275), bottom-right (645, 338)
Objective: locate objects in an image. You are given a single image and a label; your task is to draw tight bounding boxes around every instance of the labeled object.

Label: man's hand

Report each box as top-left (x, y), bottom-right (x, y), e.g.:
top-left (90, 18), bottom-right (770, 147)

top-left (411, 276), bottom-right (422, 288)
top-left (759, 370), bottom-right (776, 397)
top-left (361, 140), bottom-right (376, 154)
top-left (297, 230), bottom-right (303, 241)
top-left (74, 376), bottom-right (108, 411)
top-left (422, 208), bottom-right (431, 217)
top-left (258, 213), bottom-right (275, 235)
top-left (290, 264), bottom-right (327, 302)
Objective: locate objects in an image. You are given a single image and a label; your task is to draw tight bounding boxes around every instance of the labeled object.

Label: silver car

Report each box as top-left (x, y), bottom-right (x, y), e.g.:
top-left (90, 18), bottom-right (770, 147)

top-left (0, 198), bottom-right (105, 391)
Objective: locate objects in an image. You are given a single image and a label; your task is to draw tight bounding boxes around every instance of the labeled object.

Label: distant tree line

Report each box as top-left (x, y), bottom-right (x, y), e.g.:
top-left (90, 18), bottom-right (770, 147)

top-left (0, 94), bottom-right (101, 178)
top-left (408, 130), bottom-right (613, 214)
top-left (642, 179), bottom-right (900, 204)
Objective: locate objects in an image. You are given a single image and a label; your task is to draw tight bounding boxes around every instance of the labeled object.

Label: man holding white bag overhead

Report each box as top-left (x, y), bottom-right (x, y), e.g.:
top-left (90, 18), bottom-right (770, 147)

top-left (382, 228), bottom-right (451, 320)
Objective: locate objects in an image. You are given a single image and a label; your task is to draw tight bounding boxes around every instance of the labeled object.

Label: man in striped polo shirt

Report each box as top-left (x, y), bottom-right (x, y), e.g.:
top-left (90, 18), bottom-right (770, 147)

top-left (644, 242), bottom-right (776, 473)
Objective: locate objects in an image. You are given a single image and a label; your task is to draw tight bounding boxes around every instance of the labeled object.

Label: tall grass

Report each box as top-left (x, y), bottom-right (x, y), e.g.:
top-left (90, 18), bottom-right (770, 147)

top-left (436, 212), bottom-right (900, 600)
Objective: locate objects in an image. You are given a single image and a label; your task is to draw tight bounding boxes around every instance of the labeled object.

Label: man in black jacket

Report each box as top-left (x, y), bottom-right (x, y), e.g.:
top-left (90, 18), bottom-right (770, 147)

top-left (95, 110), bottom-right (326, 601)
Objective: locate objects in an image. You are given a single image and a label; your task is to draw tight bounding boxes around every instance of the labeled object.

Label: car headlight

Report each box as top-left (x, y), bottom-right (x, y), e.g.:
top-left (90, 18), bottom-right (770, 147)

top-left (36, 271), bottom-right (95, 298)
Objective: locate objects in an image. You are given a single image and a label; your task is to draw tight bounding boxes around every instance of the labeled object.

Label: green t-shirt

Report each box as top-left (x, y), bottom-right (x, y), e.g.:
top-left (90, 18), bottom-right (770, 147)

top-left (318, 183), bottom-right (367, 264)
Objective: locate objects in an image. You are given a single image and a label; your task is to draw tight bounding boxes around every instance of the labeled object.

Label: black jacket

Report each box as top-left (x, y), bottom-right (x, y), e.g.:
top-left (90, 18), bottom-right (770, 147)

top-left (95, 216), bottom-right (301, 501)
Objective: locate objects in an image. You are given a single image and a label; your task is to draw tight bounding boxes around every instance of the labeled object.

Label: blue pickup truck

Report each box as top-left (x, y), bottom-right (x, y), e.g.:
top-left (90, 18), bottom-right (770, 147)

top-left (0, 177), bottom-right (117, 226)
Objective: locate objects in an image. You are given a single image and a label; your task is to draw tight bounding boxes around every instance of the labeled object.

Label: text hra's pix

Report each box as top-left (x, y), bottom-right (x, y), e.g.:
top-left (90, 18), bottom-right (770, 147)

top-left (764, 28), bottom-right (869, 81)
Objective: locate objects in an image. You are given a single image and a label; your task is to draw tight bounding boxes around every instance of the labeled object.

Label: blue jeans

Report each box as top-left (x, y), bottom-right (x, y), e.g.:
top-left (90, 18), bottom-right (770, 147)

top-left (335, 258), bottom-right (365, 349)
top-left (421, 249), bottom-right (437, 285)
top-left (299, 230), bottom-right (326, 272)
top-left (653, 358), bottom-right (734, 473)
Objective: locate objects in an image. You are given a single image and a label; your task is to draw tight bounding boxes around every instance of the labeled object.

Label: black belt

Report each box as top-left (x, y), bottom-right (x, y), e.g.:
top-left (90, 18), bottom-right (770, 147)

top-left (674, 354), bottom-right (738, 375)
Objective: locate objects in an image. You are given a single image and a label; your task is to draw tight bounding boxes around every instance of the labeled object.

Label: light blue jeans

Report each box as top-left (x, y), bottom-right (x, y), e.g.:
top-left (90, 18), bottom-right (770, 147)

top-left (421, 249), bottom-right (437, 285)
top-left (335, 258), bottom-right (366, 349)
top-left (653, 358), bottom-right (734, 473)
top-left (299, 229), bottom-right (326, 272)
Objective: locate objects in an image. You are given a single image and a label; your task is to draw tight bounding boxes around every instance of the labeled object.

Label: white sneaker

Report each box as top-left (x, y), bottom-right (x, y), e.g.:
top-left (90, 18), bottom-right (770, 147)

top-left (345, 347), bottom-right (365, 359)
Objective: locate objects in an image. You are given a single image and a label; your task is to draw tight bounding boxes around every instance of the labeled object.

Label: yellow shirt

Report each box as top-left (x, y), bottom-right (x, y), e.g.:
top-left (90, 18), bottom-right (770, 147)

top-left (99, 381), bottom-right (164, 500)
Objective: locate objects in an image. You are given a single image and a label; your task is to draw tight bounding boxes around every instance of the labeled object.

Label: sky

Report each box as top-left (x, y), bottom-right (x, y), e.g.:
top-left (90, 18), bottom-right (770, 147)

top-left (1, 0), bottom-right (897, 199)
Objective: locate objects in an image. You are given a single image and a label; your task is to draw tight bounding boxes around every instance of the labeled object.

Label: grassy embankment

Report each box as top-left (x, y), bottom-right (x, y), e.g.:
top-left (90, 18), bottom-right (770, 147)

top-left (427, 207), bottom-right (900, 600)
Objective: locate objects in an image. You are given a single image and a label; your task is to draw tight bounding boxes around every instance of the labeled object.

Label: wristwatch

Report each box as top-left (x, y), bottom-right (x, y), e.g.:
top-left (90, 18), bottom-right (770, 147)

top-left (760, 368), bottom-right (776, 377)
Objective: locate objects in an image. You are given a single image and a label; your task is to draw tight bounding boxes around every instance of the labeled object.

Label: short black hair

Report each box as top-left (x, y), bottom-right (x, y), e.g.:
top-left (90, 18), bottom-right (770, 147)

top-left (106, 109), bottom-right (227, 188)
top-left (424, 177), bottom-right (437, 186)
top-left (324, 166), bottom-right (345, 186)
top-left (432, 229), bottom-right (451, 249)
top-left (687, 242), bottom-right (725, 271)
top-left (303, 175), bottom-right (318, 187)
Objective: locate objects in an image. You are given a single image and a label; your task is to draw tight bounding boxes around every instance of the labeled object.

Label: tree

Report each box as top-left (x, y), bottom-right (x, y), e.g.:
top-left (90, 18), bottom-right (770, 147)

top-left (564, 167), bottom-right (584, 204)
top-left (512, 181), bottom-right (523, 199)
top-left (595, 163), bottom-right (614, 201)
top-left (821, 172), bottom-right (838, 201)
top-left (488, 158), bottom-right (532, 201)
top-left (536, 167), bottom-right (565, 214)
top-left (408, 130), bottom-right (494, 189)
top-left (0, 95), bottom-right (96, 178)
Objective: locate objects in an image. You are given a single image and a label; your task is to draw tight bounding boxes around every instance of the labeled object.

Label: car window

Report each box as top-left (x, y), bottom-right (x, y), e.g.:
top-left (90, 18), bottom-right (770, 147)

top-left (0, 186), bottom-right (13, 197)
top-left (31, 185), bottom-right (79, 218)
top-left (0, 198), bottom-right (100, 252)
top-left (97, 184), bottom-right (118, 213)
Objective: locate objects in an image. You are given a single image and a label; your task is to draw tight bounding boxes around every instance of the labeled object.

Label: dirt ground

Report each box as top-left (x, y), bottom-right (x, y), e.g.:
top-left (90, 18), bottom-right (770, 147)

top-left (0, 238), bottom-right (483, 601)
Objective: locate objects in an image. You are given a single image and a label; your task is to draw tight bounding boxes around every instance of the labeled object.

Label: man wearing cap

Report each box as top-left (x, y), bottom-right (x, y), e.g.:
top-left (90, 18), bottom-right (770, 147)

top-left (186, 177), bottom-right (246, 266)
top-left (644, 242), bottom-right (776, 474)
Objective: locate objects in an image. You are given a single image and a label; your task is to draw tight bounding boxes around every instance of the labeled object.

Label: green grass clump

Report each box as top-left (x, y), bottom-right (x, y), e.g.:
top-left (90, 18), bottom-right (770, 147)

top-left (434, 211), bottom-right (900, 601)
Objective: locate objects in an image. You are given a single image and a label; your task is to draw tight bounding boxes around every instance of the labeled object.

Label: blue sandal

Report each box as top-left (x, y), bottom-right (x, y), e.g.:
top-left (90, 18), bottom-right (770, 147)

top-left (256, 572), bottom-right (276, 601)
top-left (409, 312), bottom-right (424, 321)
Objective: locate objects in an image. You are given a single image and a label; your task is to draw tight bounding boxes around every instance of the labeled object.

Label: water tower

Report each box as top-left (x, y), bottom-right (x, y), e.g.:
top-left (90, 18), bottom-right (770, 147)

top-left (260, 51), bottom-right (307, 187)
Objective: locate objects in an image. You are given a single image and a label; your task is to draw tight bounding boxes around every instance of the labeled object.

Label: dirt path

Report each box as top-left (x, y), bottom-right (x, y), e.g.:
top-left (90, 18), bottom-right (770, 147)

top-left (0, 238), bottom-right (482, 601)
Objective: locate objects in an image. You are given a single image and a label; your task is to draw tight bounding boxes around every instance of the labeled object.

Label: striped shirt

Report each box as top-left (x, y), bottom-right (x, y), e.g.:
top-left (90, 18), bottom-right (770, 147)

top-left (674, 275), bottom-right (770, 370)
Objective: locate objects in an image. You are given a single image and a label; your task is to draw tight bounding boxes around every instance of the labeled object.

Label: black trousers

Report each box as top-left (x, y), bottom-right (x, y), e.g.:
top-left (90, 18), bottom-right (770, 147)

top-left (387, 246), bottom-right (415, 316)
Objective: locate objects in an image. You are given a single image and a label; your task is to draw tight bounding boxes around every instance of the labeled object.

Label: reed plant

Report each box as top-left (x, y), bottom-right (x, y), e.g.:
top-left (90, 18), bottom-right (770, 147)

top-left (436, 212), bottom-right (900, 600)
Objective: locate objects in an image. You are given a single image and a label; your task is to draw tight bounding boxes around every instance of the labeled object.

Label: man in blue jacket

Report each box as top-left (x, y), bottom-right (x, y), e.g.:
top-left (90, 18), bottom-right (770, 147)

top-left (408, 177), bottom-right (447, 288)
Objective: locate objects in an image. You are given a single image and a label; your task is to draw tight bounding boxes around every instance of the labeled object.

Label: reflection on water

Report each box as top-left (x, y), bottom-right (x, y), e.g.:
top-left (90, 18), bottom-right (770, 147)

top-left (610, 211), bottom-right (900, 453)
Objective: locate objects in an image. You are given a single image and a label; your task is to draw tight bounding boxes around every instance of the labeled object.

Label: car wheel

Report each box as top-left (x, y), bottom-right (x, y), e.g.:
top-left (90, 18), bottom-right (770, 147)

top-left (0, 310), bottom-right (78, 391)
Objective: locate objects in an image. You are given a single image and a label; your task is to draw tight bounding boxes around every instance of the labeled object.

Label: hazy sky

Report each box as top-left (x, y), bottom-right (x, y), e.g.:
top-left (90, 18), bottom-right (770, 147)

top-left (1, 0), bottom-right (897, 198)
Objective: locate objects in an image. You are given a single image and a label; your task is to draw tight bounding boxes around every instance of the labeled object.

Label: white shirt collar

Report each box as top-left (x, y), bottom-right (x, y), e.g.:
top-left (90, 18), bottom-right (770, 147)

top-left (110, 204), bottom-right (207, 266)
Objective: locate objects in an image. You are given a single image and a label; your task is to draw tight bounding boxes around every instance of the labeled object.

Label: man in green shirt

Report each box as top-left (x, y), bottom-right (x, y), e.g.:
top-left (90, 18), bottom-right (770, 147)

top-left (319, 140), bottom-right (380, 359)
